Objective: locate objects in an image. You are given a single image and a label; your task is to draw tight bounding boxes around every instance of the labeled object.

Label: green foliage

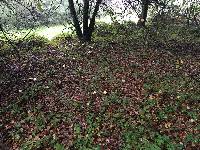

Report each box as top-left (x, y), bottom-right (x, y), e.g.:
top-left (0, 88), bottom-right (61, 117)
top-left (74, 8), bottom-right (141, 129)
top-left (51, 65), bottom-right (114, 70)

top-left (94, 21), bottom-right (138, 43)
top-left (0, 40), bottom-right (12, 56)
top-left (54, 143), bottom-right (65, 150)
top-left (121, 125), bottom-right (181, 150)
top-left (20, 82), bottom-right (50, 102)
top-left (20, 135), bottom-right (59, 150)
top-left (34, 113), bottom-right (46, 131)
top-left (72, 116), bottom-right (101, 149)
top-left (19, 34), bottom-right (49, 51)
top-left (50, 33), bottom-right (74, 48)
top-left (0, 21), bottom-right (199, 149)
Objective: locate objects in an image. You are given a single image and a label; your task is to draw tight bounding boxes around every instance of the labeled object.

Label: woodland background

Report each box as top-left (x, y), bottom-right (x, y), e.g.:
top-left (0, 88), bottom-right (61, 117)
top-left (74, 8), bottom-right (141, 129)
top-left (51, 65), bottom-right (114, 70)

top-left (0, 0), bottom-right (200, 149)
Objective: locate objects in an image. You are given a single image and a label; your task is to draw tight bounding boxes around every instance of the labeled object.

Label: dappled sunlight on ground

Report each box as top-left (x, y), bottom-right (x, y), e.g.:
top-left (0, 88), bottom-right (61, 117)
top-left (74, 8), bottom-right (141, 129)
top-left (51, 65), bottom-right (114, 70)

top-left (35, 25), bottom-right (72, 40)
top-left (0, 15), bottom-right (139, 41)
top-left (0, 25), bottom-right (72, 41)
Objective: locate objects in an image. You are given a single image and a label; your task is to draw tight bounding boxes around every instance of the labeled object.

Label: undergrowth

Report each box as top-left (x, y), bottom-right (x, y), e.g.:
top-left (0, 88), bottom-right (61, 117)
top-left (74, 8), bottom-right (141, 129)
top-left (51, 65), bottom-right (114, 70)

top-left (0, 23), bottom-right (200, 149)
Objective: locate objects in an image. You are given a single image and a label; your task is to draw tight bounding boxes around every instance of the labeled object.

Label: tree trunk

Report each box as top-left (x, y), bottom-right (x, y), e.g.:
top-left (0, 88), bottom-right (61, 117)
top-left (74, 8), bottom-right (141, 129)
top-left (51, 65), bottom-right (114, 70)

top-left (193, 14), bottom-right (199, 26)
top-left (68, 0), bottom-right (83, 40)
top-left (88, 0), bottom-right (102, 40)
top-left (68, 0), bottom-right (102, 42)
top-left (137, 0), bottom-right (149, 27)
top-left (83, 0), bottom-right (90, 41)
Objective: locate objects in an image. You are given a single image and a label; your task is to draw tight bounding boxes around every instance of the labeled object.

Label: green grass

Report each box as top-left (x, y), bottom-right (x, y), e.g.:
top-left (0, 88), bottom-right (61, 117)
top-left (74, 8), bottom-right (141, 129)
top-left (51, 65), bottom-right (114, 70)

top-left (0, 24), bottom-right (73, 41)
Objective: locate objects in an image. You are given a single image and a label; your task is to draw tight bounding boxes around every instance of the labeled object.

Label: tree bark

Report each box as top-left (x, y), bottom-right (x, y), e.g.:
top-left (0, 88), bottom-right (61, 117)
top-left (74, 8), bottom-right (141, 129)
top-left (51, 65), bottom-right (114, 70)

top-left (68, 0), bottom-right (83, 40)
top-left (137, 0), bottom-right (149, 27)
top-left (83, 0), bottom-right (90, 41)
top-left (68, 0), bottom-right (102, 42)
top-left (88, 0), bottom-right (103, 40)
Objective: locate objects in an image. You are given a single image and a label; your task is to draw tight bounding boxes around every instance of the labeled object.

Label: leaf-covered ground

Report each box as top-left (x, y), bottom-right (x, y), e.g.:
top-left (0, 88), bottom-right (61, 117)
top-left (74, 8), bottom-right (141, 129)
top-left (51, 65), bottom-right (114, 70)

top-left (0, 27), bottom-right (200, 149)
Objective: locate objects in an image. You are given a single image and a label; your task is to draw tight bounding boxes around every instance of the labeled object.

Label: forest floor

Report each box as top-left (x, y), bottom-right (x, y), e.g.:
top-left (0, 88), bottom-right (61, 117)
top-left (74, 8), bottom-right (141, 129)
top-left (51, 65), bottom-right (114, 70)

top-left (0, 26), bottom-right (200, 149)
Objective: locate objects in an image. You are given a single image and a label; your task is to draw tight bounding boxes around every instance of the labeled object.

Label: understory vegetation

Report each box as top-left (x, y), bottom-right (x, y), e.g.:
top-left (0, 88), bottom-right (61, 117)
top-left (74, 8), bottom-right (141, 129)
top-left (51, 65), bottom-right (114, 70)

top-left (0, 22), bottom-right (200, 149)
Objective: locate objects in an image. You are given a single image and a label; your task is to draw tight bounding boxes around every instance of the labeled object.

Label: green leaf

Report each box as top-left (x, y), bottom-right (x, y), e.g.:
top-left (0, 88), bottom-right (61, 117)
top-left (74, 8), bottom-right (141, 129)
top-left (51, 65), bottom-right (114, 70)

top-left (34, 0), bottom-right (43, 12)
top-left (37, 2), bottom-right (43, 12)
top-left (54, 143), bottom-right (65, 150)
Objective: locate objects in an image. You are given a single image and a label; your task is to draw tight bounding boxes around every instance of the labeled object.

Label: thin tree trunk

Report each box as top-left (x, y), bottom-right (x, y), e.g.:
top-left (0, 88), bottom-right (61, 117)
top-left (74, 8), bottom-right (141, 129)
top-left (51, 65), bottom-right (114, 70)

top-left (88, 0), bottom-right (103, 40)
top-left (68, 0), bottom-right (102, 42)
top-left (68, 0), bottom-right (83, 40)
top-left (83, 0), bottom-right (90, 41)
top-left (137, 0), bottom-right (149, 27)
top-left (193, 14), bottom-right (199, 26)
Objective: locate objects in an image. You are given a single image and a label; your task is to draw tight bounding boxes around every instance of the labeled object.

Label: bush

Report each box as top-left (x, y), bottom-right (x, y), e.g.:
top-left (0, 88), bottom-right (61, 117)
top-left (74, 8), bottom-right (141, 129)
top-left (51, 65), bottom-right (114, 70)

top-left (19, 34), bottom-right (49, 51)
top-left (50, 33), bottom-right (75, 48)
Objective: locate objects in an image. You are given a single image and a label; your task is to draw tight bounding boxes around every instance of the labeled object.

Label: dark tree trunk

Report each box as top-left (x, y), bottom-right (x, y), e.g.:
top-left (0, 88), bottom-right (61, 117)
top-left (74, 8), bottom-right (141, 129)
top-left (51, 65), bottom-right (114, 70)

top-left (193, 14), bottom-right (199, 26)
top-left (68, 0), bottom-right (102, 42)
top-left (68, 0), bottom-right (83, 40)
top-left (83, 0), bottom-right (90, 41)
top-left (137, 0), bottom-right (149, 27)
top-left (186, 7), bottom-right (191, 26)
top-left (88, 0), bottom-right (102, 40)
